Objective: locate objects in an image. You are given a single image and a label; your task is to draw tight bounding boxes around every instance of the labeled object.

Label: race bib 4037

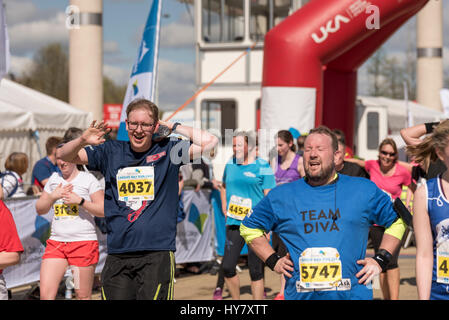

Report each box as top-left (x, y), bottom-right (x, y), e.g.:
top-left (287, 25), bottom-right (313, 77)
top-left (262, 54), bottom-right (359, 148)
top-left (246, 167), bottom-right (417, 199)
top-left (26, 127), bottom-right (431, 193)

top-left (116, 166), bottom-right (154, 201)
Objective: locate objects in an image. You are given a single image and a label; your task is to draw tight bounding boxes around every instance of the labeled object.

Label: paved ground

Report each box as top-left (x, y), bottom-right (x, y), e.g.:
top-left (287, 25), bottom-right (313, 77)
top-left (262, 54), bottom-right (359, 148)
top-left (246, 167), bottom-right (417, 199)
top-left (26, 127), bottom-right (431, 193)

top-left (173, 247), bottom-right (418, 300)
top-left (10, 247), bottom-right (417, 300)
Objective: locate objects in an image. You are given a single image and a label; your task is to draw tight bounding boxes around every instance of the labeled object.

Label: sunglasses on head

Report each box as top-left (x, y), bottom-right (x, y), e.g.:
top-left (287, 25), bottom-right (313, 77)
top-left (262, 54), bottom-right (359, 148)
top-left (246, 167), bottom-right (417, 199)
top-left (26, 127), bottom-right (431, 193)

top-left (380, 150), bottom-right (396, 157)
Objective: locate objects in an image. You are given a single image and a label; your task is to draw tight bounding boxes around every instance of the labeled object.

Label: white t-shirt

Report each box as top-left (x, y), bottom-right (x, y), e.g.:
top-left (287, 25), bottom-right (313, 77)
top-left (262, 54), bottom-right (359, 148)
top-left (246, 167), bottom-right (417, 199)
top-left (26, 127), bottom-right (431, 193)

top-left (1, 171), bottom-right (26, 198)
top-left (44, 171), bottom-right (103, 242)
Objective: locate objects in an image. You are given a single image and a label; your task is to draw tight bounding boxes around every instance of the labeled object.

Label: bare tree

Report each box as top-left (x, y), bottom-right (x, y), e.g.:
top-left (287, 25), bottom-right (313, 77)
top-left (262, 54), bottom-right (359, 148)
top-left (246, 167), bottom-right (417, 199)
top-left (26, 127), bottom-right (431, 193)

top-left (367, 47), bottom-right (387, 96)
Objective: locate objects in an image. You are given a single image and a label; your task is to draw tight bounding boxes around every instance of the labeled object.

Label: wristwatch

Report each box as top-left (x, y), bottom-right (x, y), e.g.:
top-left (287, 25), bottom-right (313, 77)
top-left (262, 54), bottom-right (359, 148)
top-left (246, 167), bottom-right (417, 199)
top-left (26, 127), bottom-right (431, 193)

top-left (172, 122), bottom-right (181, 132)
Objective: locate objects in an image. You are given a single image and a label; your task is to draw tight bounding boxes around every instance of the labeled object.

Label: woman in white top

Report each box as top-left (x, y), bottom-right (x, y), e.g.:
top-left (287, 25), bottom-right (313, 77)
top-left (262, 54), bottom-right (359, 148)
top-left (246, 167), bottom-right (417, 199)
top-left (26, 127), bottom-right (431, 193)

top-left (36, 157), bottom-right (104, 300)
top-left (1, 152), bottom-right (28, 199)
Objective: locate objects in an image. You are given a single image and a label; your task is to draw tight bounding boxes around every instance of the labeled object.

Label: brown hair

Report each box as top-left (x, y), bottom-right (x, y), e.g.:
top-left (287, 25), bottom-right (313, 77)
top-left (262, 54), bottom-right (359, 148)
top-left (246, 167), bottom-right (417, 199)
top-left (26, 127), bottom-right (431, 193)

top-left (45, 136), bottom-right (63, 155)
top-left (277, 130), bottom-right (297, 152)
top-left (407, 119), bottom-right (449, 171)
top-left (308, 126), bottom-right (338, 152)
top-left (5, 152), bottom-right (28, 176)
top-left (378, 138), bottom-right (398, 163)
top-left (126, 98), bottom-right (159, 122)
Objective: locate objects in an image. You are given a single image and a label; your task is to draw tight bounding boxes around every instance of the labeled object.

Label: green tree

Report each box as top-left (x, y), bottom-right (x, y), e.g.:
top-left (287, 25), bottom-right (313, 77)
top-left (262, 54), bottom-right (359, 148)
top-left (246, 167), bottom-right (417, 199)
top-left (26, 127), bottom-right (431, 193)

top-left (103, 76), bottom-right (126, 103)
top-left (16, 42), bottom-right (127, 105)
top-left (18, 43), bottom-right (69, 102)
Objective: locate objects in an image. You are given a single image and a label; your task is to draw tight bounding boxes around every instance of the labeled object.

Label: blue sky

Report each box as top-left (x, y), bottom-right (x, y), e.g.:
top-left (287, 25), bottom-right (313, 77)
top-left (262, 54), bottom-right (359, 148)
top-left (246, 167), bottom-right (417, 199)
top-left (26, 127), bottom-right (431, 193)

top-left (4, 0), bottom-right (196, 110)
top-left (3, 0), bottom-right (449, 111)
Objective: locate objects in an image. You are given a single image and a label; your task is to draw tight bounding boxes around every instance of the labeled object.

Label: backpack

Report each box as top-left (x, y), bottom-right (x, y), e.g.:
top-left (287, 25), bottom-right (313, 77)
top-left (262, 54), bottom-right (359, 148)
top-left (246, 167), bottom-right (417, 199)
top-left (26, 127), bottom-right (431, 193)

top-left (0, 171), bottom-right (19, 198)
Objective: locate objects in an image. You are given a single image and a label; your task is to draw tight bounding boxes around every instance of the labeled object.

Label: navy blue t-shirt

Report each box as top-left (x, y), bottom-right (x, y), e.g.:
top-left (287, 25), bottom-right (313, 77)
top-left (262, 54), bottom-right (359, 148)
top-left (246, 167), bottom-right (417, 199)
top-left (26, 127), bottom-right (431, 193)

top-left (31, 157), bottom-right (60, 188)
top-left (85, 138), bottom-right (191, 254)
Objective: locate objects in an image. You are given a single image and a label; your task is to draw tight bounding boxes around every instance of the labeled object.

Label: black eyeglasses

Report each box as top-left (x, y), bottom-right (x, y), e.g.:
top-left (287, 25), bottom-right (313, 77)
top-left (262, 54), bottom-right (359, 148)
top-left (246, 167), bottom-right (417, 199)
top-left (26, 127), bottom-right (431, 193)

top-left (380, 150), bottom-right (396, 157)
top-left (127, 121), bottom-right (155, 131)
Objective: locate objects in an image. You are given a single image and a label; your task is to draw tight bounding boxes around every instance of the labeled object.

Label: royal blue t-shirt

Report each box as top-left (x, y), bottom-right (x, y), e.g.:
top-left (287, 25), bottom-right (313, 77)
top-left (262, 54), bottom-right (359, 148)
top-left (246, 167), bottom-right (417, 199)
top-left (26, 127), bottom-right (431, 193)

top-left (85, 138), bottom-right (191, 254)
top-left (242, 174), bottom-right (398, 300)
top-left (223, 157), bottom-right (276, 226)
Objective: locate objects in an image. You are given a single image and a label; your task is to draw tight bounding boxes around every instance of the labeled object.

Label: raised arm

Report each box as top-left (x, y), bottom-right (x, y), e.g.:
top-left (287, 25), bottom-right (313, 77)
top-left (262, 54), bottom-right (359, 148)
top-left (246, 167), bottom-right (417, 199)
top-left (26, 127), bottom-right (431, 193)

top-left (400, 122), bottom-right (440, 147)
top-left (159, 120), bottom-right (219, 161)
top-left (56, 121), bottom-right (111, 165)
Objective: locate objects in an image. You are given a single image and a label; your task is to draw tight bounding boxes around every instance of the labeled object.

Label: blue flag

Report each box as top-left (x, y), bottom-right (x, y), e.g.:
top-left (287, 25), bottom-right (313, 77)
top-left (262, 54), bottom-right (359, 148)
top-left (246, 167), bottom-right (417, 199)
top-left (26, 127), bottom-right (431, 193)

top-left (117, 0), bottom-right (162, 141)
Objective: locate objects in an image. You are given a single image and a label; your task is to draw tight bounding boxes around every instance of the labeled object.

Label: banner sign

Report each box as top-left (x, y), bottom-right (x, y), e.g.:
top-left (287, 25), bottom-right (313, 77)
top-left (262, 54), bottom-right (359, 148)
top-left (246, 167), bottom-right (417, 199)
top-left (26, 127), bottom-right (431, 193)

top-left (103, 104), bottom-right (123, 129)
top-left (175, 190), bottom-right (214, 264)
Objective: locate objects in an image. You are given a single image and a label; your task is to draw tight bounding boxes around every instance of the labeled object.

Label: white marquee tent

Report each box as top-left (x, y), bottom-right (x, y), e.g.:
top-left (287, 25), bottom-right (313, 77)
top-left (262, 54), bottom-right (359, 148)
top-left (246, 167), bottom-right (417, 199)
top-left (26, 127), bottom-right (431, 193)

top-left (0, 78), bottom-right (92, 185)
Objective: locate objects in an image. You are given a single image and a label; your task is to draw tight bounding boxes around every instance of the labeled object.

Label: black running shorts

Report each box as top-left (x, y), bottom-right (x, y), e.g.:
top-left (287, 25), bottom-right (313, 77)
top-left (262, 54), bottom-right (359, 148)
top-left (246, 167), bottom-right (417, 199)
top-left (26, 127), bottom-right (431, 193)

top-left (101, 250), bottom-right (175, 300)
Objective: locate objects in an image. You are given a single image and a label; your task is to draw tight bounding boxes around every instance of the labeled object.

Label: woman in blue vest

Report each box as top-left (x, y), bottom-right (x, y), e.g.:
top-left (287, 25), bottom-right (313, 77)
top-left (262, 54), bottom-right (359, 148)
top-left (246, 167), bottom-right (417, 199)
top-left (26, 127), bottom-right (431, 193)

top-left (221, 131), bottom-right (276, 300)
top-left (409, 119), bottom-right (449, 300)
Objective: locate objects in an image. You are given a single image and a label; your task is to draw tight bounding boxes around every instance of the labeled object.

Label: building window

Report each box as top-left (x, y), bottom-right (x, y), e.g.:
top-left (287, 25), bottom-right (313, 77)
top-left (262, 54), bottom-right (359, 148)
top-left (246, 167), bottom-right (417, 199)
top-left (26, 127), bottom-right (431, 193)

top-left (250, 0), bottom-right (291, 41)
top-left (201, 100), bottom-right (237, 145)
top-left (202, 0), bottom-right (245, 43)
top-left (367, 111), bottom-right (379, 150)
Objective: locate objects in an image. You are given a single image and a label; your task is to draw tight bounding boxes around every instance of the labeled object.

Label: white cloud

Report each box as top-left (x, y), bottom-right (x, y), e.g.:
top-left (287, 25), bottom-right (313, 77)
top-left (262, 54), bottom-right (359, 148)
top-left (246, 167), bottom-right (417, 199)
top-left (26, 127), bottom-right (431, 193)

top-left (103, 64), bottom-right (130, 85)
top-left (157, 58), bottom-right (195, 110)
top-left (104, 40), bottom-right (120, 54)
top-left (3, 0), bottom-right (38, 25)
top-left (9, 55), bottom-right (34, 77)
top-left (8, 12), bottom-right (69, 55)
top-left (102, 59), bottom-right (196, 111)
top-left (160, 12), bottom-right (194, 49)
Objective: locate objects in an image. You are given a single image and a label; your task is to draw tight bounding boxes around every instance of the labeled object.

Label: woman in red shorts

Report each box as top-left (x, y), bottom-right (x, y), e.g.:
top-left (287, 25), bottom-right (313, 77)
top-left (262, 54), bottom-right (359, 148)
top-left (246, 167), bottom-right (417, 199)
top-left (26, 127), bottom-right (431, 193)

top-left (36, 156), bottom-right (104, 300)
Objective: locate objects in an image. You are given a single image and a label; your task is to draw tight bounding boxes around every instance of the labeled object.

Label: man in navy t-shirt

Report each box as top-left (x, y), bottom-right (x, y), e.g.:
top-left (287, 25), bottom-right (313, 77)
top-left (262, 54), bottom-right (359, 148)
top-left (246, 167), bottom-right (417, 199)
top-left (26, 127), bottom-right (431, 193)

top-left (31, 136), bottom-right (62, 190)
top-left (57, 98), bottom-right (218, 300)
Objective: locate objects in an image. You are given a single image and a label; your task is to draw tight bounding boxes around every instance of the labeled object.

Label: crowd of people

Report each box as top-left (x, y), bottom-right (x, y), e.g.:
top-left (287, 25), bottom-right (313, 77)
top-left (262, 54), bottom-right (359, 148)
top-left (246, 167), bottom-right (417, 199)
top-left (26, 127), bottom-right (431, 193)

top-left (1, 97), bottom-right (448, 300)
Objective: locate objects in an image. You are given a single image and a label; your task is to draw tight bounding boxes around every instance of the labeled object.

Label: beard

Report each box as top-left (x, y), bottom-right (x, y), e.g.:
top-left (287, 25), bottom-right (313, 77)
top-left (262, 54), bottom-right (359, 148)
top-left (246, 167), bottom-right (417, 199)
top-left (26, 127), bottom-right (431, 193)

top-left (305, 159), bottom-right (336, 185)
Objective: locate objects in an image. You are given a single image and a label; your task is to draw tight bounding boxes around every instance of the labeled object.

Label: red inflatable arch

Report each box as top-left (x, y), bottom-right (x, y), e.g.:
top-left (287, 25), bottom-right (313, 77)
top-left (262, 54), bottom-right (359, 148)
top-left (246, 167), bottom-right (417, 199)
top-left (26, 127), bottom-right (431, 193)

top-left (261, 0), bottom-right (429, 149)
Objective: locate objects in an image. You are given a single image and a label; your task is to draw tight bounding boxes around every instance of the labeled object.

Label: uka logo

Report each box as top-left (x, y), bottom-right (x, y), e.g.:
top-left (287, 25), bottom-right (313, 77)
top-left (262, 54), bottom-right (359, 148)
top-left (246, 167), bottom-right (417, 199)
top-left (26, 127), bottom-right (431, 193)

top-left (311, 5), bottom-right (380, 44)
top-left (311, 14), bottom-right (351, 44)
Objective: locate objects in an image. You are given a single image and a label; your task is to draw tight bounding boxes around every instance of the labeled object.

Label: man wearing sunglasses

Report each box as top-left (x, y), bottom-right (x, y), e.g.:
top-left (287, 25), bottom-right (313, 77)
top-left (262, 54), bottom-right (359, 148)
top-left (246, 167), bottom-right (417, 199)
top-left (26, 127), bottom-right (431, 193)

top-left (57, 98), bottom-right (218, 300)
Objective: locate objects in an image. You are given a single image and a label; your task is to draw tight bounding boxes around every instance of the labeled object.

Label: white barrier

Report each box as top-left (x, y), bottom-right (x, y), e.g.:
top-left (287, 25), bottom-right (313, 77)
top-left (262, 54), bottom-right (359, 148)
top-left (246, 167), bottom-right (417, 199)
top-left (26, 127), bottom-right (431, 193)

top-left (3, 190), bottom-right (214, 289)
top-left (3, 198), bottom-right (107, 289)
